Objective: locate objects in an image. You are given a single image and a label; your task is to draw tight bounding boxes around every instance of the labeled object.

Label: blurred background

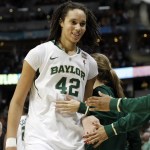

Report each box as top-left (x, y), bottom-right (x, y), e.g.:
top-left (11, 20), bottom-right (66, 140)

top-left (0, 0), bottom-right (150, 148)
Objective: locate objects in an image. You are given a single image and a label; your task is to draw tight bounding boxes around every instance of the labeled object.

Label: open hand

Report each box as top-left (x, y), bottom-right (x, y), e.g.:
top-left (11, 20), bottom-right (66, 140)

top-left (86, 92), bottom-right (111, 111)
top-left (55, 95), bottom-right (80, 114)
top-left (83, 122), bottom-right (108, 148)
top-left (82, 116), bottom-right (100, 135)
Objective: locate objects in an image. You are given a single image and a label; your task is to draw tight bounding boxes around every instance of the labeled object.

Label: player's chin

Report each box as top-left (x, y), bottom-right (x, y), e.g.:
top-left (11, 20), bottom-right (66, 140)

top-left (71, 35), bottom-right (82, 43)
top-left (72, 37), bottom-right (81, 43)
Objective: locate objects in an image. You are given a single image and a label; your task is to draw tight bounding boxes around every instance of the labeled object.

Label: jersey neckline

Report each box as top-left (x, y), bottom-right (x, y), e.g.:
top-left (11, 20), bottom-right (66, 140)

top-left (51, 40), bottom-right (81, 55)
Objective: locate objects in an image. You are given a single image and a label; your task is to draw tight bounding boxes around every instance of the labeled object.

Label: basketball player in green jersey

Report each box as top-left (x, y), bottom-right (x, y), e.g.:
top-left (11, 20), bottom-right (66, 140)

top-left (6, 2), bottom-right (100, 150)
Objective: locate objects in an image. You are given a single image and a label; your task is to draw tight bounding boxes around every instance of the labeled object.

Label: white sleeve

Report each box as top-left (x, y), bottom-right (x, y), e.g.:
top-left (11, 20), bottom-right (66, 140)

top-left (88, 55), bottom-right (98, 80)
top-left (24, 44), bottom-right (45, 71)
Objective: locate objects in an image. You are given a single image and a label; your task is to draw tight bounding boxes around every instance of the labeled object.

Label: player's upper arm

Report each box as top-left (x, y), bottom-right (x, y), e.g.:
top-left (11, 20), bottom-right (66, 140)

top-left (84, 76), bottom-right (97, 101)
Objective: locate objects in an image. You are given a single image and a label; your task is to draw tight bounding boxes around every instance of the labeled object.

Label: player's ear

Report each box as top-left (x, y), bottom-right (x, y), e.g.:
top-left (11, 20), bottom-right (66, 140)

top-left (59, 18), bottom-right (63, 27)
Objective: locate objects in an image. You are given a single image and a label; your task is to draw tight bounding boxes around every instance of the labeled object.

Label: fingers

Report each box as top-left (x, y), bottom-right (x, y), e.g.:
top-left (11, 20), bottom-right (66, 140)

top-left (55, 101), bottom-right (71, 109)
top-left (65, 94), bottom-right (72, 101)
top-left (86, 101), bottom-right (97, 106)
top-left (55, 103), bottom-right (69, 109)
top-left (56, 101), bottom-right (69, 105)
top-left (55, 102), bottom-right (71, 113)
top-left (86, 99), bottom-right (99, 106)
top-left (56, 107), bottom-right (70, 113)
top-left (84, 133), bottom-right (99, 144)
top-left (86, 99), bottom-right (100, 111)
top-left (87, 96), bottom-right (99, 101)
top-left (84, 130), bottom-right (95, 136)
top-left (83, 132), bottom-right (95, 138)
top-left (83, 125), bottom-right (97, 135)
top-left (89, 107), bottom-right (99, 111)
top-left (83, 124), bottom-right (108, 148)
top-left (92, 122), bottom-right (101, 129)
top-left (98, 91), bottom-right (112, 99)
top-left (86, 97), bottom-right (100, 103)
top-left (84, 131), bottom-right (105, 146)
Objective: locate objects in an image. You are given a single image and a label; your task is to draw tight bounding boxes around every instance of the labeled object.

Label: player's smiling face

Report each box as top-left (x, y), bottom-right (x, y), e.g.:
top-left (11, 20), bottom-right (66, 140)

top-left (60, 9), bottom-right (86, 44)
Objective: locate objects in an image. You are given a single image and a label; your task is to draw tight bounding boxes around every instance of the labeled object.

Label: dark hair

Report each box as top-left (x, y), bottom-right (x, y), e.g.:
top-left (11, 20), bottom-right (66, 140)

top-left (91, 53), bottom-right (125, 98)
top-left (49, 1), bottom-right (100, 47)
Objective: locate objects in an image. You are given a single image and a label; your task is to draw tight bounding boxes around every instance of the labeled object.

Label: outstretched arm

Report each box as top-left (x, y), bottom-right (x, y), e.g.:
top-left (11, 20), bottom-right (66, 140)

top-left (110, 95), bottom-right (150, 113)
top-left (84, 112), bottom-right (150, 147)
top-left (86, 93), bottom-right (150, 113)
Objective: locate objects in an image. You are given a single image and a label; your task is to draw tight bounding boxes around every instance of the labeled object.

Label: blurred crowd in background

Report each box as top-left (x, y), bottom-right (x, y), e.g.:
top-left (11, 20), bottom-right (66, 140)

top-left (0, 0), bottom-right (149, 74)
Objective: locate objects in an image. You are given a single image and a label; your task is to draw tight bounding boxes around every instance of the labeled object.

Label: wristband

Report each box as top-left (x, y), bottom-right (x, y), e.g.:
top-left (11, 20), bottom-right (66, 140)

top-left (85, 106), bottom-right (89, 116)
top-left (6, 137), bottom-right (17, 148)
top-left (117, 98), bottom-right (122, 112)
top-left (111, 123), bottom-right (117, 135)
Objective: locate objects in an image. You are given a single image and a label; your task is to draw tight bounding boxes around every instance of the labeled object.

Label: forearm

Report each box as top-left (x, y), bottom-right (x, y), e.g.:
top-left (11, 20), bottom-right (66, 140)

top-left (104, 113), bottom-right (150, 138)
top-left (110, 94), bottom-right (150, 113)
top-left (7, 101), bottom-right (23, 138)
top-left (6, 61), bottom-right (34, 138)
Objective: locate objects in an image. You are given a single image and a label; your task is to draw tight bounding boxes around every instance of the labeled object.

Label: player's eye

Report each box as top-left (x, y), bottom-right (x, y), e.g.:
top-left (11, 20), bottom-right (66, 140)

top-left (80, 22), bottom-right (86, 27)
top-left (71, 20), bottom-right (77, 25)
